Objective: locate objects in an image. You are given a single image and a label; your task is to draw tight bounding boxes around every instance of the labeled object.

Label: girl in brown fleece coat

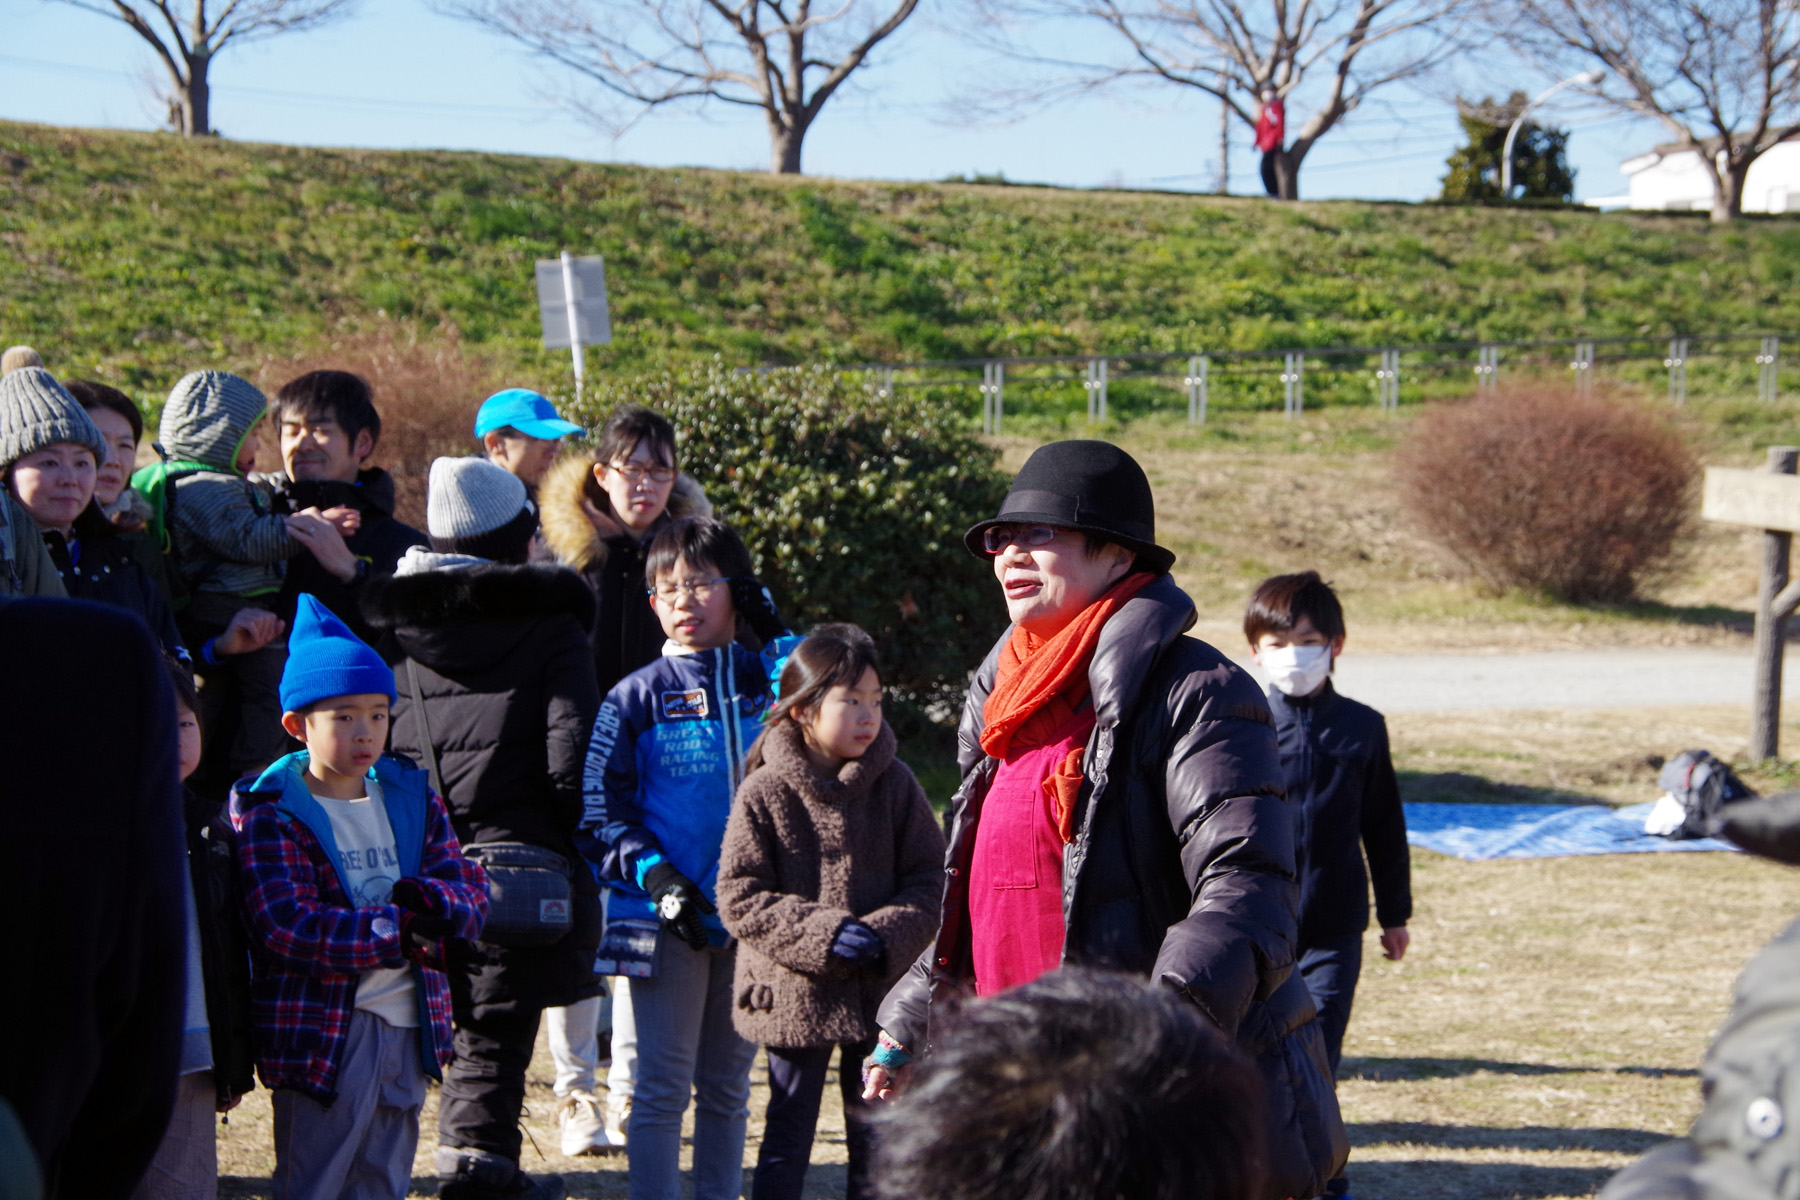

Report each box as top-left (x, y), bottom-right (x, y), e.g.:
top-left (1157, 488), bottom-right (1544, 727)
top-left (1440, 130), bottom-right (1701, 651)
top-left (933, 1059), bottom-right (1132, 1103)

top-left (717, 625), bottom-right (946, 1200)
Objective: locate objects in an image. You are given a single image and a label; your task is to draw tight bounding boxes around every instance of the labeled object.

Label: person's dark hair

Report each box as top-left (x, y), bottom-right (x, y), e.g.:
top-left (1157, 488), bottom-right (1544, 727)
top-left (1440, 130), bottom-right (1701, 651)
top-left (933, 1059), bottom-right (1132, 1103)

top-left (743, 623), bottom-right (880, 773)
top-left (584, 406), bottom-right (678, 515)
top-left (160, 653), bottom-right (200, 724)
top-left (272, 370), bottom-right (381, 454)
top-left (873, 968), bottom-right (1269, 1200)
top-left (64, 380), bottom-right (144, 445)
top-left (644, 516), bottom-right (755, 589)
top-left (1243, 570), bottom-right (1346, 646)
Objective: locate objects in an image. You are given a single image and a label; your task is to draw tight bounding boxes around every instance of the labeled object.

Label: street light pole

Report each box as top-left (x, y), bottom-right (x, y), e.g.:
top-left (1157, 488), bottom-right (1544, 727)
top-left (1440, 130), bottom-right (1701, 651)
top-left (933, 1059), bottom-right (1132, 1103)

top-left (1501, 69), bottom-right (1605, 198)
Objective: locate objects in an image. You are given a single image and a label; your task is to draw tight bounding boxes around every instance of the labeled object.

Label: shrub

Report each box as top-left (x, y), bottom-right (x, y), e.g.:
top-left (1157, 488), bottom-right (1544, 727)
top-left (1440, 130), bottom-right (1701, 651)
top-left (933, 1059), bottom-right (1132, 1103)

top-left (250, 324), bottom-right (502, 528)
top-left (571, 361), bottom-right (1011, 707)
top-left (1393, 386), bottom-right (1696, 603)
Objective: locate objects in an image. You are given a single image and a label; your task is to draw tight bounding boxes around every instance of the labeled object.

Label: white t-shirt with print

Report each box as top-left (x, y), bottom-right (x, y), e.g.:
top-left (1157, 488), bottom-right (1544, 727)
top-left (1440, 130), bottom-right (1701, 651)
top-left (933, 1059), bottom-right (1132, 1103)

top-left (314, 778), bottom-right (419, 1029)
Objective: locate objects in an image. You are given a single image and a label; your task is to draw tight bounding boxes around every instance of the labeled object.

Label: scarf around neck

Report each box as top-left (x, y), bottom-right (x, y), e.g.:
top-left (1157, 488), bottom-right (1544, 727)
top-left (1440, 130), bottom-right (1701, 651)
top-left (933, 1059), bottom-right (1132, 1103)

top-left (980, 571), bottom-right (1157, 842)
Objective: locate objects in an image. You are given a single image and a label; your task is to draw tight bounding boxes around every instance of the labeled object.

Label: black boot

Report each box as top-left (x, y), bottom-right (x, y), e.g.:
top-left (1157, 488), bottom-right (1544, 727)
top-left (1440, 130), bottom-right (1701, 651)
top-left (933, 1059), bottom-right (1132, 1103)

top-left (437, 1148), bottom-right (566, 1200)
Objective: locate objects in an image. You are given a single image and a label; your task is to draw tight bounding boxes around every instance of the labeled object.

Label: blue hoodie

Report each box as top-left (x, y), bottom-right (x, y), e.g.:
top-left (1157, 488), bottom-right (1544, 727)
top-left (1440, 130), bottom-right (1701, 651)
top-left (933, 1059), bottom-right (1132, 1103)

top-left (578, 640), bottom-right (784, 962)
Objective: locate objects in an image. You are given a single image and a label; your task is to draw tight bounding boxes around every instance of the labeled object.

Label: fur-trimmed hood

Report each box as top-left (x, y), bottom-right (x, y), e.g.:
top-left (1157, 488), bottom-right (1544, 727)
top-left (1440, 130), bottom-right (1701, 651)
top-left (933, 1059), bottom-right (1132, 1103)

top-left (537, 451), bottom-right (713, 573)
top-left (361, 560), bottom-right (597, 674)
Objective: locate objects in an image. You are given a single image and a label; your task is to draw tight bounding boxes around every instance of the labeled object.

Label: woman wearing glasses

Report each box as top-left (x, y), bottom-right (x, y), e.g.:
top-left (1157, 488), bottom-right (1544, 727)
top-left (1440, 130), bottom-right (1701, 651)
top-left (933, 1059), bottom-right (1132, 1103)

top-left (867, 440), bottom-right (1348, 1200)
top-left (537, 407), bottom-right (715, 1158)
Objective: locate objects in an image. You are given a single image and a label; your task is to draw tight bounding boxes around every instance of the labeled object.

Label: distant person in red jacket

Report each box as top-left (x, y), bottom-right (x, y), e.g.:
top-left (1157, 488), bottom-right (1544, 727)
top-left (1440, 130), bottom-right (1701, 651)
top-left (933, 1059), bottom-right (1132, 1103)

top-left (1255, 88), bottom-right (1285, 198)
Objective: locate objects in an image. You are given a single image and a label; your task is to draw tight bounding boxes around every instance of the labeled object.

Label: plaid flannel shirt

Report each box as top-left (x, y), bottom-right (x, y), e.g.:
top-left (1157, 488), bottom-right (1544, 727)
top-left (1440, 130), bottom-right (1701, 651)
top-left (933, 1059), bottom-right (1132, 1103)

top-left (230, 751), bottom-right (487, 1100)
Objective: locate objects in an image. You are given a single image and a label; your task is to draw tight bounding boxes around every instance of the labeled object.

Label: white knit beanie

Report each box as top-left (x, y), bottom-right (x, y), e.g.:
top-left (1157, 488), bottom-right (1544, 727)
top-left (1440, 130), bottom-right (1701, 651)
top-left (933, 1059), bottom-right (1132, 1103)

top-left (426, 456), bottom-right (540, 563)
top-left (0, 367), bottom-right (107, 471)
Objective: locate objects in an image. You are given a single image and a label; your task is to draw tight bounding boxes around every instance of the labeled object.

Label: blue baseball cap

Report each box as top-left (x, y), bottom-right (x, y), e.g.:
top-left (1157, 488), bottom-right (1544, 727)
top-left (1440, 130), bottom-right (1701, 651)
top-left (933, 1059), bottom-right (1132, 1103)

top-left (473, 388), bottom-right (585, 440)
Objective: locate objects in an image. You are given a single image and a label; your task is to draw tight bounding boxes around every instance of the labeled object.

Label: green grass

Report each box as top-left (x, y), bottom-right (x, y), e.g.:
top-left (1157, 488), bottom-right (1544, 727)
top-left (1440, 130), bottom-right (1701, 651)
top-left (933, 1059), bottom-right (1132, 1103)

top-left (12, 119), bottom-right (1800, 409)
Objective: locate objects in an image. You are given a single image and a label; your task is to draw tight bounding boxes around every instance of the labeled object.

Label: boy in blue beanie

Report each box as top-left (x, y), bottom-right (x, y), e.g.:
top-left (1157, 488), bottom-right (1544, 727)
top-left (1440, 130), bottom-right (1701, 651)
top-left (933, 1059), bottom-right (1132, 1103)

top-left (230, 595), bottom-right (489, 1200)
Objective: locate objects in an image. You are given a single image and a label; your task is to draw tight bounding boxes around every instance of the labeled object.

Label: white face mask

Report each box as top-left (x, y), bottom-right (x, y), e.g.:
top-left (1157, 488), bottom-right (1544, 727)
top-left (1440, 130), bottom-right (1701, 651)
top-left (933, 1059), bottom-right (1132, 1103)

top-left (1260, 644), bottom-right (1332, 697)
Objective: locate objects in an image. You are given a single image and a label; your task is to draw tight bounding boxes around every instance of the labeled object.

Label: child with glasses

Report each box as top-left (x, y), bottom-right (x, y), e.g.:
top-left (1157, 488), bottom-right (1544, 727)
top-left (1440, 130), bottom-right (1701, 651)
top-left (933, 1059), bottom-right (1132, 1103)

top-left (578, 515), bottom-right (793, 1200)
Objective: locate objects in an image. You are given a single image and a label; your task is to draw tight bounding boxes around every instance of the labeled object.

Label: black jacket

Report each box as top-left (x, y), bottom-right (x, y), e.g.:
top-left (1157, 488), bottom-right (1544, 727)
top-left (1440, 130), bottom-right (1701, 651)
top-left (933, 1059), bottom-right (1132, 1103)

top-left (1601, 791), bottom-right (1800, 1200)
top-left (184, 787), bottom-right (256, 1107)
top-left (877, 574), bottom-right (1348, 1200)
top-left (42, 502), bottom-right (185, 662)
top-left (261, 469), bottom-right (428, 647)
top-left (362, 559), bottom-right (604, 1014)
top-left (536, 454), bottom-right (714, 696)
top-left (0, 599), bottom-right (186, 1200)
top-left (1269, 682), bottom-right (1412, 943)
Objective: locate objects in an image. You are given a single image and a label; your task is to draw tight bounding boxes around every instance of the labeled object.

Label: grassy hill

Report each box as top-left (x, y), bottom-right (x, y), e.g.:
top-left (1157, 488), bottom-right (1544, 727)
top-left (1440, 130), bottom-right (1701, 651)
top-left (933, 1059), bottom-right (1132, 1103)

top-left (8, 119), bottom-right (1800, 401)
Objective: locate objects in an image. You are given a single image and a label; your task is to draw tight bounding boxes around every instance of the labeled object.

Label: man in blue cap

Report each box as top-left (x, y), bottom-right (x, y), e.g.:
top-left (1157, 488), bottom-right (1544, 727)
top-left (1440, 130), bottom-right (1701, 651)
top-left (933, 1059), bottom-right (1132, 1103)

top-left (475, 389), bottom-right (584, 495)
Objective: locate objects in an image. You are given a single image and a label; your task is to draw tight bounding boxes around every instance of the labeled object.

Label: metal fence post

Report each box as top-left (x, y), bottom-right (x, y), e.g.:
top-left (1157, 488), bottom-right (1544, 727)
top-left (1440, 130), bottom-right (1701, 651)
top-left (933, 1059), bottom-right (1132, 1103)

top-left (1376, 349), bottom-right (1400, 413)
top-left (1084, 358), bottom-right (1108, 423)
top-left (979, 362), bottom-right (994, 435)
top-left (876, 366), bottom-right (894, 401)
top-left (1665, 338), bottom-right (1689, 405)
top-left (1760, 336), bottom-right (1781, 402)
top-left (1571, 341), bottom-right (1594, 397)
top-left (1476, 344), bottom-right (1498, 390)
top-left (1186, 355), bottom-right (1208, 425)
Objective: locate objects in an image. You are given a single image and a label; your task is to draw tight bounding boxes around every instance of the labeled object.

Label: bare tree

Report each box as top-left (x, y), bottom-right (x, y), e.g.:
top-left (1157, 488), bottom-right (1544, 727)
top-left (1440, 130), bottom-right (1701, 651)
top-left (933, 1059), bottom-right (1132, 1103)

top-left (972, 0), bottom-right (1465, 199)
top-left (50, 0), bottom-right (356, 136)
top-left (444, 0), bottom-right (919, 174)
top-left (1483, 0), bottom-right (1800, 221)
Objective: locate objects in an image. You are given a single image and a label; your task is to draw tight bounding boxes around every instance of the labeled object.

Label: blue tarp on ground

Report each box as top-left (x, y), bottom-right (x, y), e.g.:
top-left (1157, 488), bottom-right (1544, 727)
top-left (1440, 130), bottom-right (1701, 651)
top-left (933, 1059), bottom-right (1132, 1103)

top-left (1405, 802), bottom-right (1739, 861)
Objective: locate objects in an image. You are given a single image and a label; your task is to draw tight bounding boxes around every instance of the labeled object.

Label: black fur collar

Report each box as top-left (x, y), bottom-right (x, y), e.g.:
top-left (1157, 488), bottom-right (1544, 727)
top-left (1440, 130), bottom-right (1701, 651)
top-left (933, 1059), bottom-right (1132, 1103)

top-left (361, 561), bottom-right (595, 631)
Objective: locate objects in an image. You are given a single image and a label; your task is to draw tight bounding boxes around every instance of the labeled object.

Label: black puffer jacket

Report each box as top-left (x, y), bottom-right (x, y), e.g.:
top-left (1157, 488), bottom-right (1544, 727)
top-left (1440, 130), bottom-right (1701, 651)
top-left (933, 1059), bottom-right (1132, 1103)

top-left (258, 468), bottom-right (429, 647)
top-left (184, 787), bottom-right (256, 1107)
top-left (362, 557), bottom-right (604, 1014)
top-left (877, 574), bottom-right (1347, 1200)
top-left (42, 501), bottom-right (185, 660)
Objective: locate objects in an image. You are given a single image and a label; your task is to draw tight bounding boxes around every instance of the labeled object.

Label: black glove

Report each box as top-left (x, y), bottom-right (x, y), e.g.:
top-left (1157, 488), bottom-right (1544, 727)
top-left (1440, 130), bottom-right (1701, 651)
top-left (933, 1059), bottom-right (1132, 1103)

top-left (643, 861), bottom-right (715, 952)
top-left (829, 918), bottom-right (885, 965)
top-left (398, 911), bottom-right (446, 969)
top-left (391, 878), bottom-right (455, 938)
top-left (729, 576), bottom-right (787, 644)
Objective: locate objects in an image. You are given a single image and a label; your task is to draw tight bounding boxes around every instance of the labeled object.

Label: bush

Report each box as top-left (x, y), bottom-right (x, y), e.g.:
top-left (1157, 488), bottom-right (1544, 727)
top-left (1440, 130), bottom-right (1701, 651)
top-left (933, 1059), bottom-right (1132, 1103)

top-left (1393, 386), bottom-right (1696, 603)
top-left (250, 324), bottom-right (502, 528)
top-left (571, 361), bottom-right (1012, 707)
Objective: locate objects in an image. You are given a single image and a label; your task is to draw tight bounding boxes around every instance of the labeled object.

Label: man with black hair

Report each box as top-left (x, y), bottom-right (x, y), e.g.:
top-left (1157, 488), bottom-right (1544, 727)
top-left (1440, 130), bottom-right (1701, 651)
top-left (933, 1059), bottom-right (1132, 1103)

top-left (873, 968), bottom-right (1269, 1200)
top-left (255, 370), bottom-right (427, 645)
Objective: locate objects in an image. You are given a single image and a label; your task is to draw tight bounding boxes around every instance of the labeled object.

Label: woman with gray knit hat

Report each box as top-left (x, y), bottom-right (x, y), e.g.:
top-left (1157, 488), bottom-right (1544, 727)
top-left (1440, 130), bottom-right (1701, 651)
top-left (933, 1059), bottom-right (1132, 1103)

top-left (0, 365), bottom-right (184, 654)
top-left (0, 365), bottom-right (68, 599)
top-left (870, 439), bottom-right (1348, 1200)
top-left (363, 457), bottom-right (603, 1200)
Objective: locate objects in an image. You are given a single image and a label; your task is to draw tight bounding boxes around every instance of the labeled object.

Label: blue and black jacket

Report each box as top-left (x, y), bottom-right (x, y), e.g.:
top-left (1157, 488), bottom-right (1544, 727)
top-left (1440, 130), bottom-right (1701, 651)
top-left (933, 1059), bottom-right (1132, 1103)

top-left (578, 640), bottom-right (787, 951)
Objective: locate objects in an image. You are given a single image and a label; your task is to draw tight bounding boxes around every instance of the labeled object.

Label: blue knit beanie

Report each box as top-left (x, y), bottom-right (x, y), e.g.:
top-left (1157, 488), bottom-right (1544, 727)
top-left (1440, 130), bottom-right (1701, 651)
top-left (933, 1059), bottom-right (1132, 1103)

top-left (280, 594), bottom-right (398, 712)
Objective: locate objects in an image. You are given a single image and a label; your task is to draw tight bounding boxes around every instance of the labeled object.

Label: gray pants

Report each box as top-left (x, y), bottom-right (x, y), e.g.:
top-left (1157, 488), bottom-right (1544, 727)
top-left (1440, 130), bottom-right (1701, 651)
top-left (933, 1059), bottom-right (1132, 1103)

top-left (132, 1070), bottom-right (217, 1200)
top-left (272, 1011), bottom-right (427, 1200)
top-left (628, 937), bottom-right (756, 1200)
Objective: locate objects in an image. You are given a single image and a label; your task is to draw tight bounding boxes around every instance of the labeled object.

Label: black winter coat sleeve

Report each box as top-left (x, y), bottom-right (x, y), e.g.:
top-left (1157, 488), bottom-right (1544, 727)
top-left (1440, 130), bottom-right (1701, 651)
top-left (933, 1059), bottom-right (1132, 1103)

top-left (1361, 717), bottom-right (1412, 930)
top-left (1147, 662), bottom-right (1297, 1040)
top-left (544, 621), bottom-right (603, 838)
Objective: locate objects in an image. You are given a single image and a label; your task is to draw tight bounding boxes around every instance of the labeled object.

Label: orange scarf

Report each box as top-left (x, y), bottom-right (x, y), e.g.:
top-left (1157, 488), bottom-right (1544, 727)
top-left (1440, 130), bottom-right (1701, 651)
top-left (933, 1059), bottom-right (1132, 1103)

top-left (981, 572), bottom-right (1157, 843)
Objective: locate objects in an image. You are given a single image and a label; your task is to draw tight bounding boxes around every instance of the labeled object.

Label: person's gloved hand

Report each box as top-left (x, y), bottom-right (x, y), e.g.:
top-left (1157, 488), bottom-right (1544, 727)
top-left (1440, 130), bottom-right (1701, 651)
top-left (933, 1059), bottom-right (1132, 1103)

top-left (390, 878), bottom-right (455, 938)
top-left (729, 576), bottom-right (787, 644)
top-left (643, 861), bottom-right (715, 952)
top-left (398, 912), bottom-right (445, 969)
top-left (830, 918), bottom-right (884, 965)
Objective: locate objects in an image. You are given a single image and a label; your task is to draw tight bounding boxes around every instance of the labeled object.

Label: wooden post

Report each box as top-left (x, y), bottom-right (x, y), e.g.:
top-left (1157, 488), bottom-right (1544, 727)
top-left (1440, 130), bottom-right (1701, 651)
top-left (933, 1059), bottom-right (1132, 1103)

top-left (1752, 446), bottom-right (1799, 760)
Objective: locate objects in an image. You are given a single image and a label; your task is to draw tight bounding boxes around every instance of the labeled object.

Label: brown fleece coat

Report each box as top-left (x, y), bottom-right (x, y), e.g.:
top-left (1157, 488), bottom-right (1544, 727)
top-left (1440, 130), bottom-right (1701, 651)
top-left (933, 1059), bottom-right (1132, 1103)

top-left (718, 720), bottom-right (947, 1049)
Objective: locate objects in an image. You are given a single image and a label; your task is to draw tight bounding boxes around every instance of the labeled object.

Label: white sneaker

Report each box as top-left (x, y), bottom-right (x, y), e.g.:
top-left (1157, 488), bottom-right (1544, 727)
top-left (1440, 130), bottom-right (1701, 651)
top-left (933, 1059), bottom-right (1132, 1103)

top-left (600, 1093), bottom-right (631, 1150)
top-left (557, 1090), bottom-right (608, 1157)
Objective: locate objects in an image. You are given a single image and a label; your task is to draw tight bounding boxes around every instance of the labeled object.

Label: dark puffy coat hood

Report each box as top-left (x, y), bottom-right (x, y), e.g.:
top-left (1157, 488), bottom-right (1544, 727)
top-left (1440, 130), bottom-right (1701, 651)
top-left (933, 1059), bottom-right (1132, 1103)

top-left (878, 573), bottom-right (1346, 1200)
top-left (362, 561), bottom-right (596, 674)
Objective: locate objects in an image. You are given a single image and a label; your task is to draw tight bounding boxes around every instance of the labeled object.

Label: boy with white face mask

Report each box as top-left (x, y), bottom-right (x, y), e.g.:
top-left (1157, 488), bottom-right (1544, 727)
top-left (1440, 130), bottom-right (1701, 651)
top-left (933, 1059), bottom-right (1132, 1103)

top-left (1246, 570), bottom-right (1411, 1200)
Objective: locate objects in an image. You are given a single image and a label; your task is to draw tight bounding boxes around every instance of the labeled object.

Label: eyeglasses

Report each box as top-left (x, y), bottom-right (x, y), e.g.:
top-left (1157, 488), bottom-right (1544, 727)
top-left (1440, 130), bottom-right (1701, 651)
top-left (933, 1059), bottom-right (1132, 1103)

top-left (609, 462), bottom-right (677, 485)
top-left (648, 576), bottom-right (729, 602)
top-left (979, 524), bottom-right (1062, 555)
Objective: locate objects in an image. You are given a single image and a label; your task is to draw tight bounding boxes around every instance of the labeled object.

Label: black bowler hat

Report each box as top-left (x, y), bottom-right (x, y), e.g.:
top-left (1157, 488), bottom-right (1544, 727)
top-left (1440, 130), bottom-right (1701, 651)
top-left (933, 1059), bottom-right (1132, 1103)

top-left (965, 440), bottom-right (1175, 573)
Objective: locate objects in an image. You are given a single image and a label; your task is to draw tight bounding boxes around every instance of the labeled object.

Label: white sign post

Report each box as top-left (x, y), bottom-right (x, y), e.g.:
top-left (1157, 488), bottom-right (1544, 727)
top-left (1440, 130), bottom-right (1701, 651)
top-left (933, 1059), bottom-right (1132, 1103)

top-left (1702, 449), bottom-right (1800, 759)
top-left (535, 252), bottom-right (612, 402)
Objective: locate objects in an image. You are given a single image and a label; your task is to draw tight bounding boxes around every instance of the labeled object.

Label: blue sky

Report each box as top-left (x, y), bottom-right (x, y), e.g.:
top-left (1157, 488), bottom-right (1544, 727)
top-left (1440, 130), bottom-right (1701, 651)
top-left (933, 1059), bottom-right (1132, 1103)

top-left (1, 0), bottom-right (1667, 201)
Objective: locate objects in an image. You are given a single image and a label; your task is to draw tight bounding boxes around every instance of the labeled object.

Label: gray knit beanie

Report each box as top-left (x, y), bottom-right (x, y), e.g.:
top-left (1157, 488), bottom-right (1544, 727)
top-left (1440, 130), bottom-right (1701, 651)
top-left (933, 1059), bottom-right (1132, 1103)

top-left (0, 367), bottom-right (107, 471)
top-left (427, 457), bottom-right (537, 563)
top-left (159, 370), bottom-right (270, 472)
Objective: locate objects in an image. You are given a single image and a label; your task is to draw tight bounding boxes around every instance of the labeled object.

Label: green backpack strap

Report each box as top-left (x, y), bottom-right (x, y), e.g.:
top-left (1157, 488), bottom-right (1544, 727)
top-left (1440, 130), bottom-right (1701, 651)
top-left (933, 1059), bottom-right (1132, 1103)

top-left (130, 456), bottom-right (210, 554)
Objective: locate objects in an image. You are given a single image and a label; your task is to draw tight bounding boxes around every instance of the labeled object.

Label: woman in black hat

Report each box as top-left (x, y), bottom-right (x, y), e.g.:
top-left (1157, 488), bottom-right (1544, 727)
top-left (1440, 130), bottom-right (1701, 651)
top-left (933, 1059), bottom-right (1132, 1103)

top-left (868, 440), bottom-right (1347, 1200)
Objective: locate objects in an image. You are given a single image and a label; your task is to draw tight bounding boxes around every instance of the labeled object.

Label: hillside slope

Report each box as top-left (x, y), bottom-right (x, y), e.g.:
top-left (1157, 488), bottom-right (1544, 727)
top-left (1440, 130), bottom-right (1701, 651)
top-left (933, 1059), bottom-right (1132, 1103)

top-left (5, 119), bottom-right (1800, 395)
